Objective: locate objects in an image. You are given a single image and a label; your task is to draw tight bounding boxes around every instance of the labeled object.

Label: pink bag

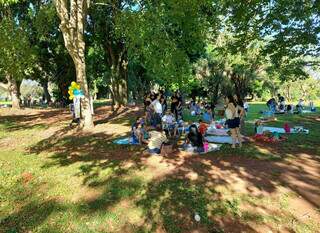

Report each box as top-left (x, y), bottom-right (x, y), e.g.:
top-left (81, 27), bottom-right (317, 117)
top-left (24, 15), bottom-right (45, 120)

top-left (284, 123), bottom-right (290, 133)
top-left (203, 142), bottom-right (209, 152)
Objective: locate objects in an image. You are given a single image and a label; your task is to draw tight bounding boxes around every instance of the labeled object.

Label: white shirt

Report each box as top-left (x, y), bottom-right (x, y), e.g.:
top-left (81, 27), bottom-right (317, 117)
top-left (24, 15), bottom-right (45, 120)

top-left (152, 99), bottom-right (163, 114)
top-left (298, 100), bottom-right (304, 106)
top-left (244, 102), bottom-right (249, 109)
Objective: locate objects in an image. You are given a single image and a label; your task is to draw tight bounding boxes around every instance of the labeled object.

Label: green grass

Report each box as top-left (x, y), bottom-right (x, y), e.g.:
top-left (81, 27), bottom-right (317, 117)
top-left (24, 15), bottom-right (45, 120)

top-left (0, 101), bottom-right (11, 105)
top-left (0, 103), bottom-right (320, 233)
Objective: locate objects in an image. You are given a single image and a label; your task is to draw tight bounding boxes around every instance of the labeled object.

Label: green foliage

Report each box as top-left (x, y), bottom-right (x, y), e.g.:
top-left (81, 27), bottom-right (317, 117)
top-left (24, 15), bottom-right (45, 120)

top-left (0, 15), bottom-right (35, 82)
top-left (117, 0), bottom-right (214, 89)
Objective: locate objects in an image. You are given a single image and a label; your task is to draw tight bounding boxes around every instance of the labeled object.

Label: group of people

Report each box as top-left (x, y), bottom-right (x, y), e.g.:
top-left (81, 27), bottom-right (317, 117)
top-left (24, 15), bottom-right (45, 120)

top-left (144, 90), bottom-right (183, 128)
top-left (266, 94), bottom-right (316, 114)
top-left (131, 91), bottom-right (249, 154)
top-left (188, 100), bottom-right (215, 123)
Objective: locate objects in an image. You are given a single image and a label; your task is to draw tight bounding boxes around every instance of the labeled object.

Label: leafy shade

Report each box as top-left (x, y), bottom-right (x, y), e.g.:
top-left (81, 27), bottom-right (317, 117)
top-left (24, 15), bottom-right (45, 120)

top-left (0, 18), bottom-right (35, 81)
top-left (117, 0), bottom-right (214, 89)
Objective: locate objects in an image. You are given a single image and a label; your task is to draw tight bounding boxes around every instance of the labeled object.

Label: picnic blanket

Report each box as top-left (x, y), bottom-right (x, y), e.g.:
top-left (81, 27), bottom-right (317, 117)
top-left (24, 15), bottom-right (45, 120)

top-left (113, 137), bottom-right (139, 145)
top-left (205, 136), bottom-right (242, 144)
top-left (180, 143), bottom-right (221, 154)
top-left (262, 127), bottom-right (309, 134)
top-left (253, 134), bottom-right (287, 143)
top-left (206, 127), bottom-right (229, 136)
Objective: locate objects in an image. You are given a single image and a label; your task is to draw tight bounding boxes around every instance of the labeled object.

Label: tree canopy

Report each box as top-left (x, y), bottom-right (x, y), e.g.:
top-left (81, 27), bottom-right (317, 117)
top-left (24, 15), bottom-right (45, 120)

top-left (1, 0), bottom-right (319, 119)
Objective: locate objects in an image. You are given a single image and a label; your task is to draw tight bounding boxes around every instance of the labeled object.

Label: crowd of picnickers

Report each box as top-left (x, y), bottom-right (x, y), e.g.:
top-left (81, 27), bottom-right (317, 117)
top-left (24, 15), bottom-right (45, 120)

top-left (266, 94), bottom-right (316, 115)
top-left (130, 90), bottom-right (249, 154)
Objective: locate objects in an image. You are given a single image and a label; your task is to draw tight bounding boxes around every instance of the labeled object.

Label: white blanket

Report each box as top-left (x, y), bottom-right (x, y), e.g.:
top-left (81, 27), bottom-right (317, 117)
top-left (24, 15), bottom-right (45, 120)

top-left (205, 136), bottom-right (241, 144)
top-left (262, 126), bottom-right (309, 134)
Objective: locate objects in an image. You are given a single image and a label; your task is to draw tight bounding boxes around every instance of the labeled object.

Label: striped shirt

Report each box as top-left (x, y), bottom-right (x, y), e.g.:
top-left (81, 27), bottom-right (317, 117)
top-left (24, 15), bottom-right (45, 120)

top-left (148, 131), bottom-right (167, 150)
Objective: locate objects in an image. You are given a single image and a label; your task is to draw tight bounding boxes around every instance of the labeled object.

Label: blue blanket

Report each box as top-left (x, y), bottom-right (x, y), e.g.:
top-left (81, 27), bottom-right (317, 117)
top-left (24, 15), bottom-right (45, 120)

top-left (113, 137), bottom-right (139, 145)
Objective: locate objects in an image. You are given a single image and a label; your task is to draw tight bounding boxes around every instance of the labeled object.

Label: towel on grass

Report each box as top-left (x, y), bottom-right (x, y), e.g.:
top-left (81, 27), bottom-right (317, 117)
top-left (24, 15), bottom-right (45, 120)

top-left (205, 136), bottom-right (241, 144)
top-left (113, 137), bottom-right (139, 145)
top-left (262, 127), bottom-right (309, 134)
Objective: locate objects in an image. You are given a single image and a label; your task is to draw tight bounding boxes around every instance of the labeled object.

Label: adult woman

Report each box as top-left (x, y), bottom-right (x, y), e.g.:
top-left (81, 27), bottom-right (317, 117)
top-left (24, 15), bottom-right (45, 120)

top-left (234, 94), bottom-right (246, 135)
top-left (160, 96), bottom-right (167, 113)
top-left (175, 92), bottom-right (183, 120)
top-left (225, 95), bottom-right (242, 148)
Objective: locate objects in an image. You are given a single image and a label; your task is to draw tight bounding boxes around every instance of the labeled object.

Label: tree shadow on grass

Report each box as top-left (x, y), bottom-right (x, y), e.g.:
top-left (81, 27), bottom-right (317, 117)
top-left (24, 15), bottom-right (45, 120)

top-left (0, 175), bottom-right (66, 233)
top-left (0, 109), bottom-right (70, 132)
top-left (25, 112), bottom-right (320, 232)
top-left (94, 105), bottom-right (144, 126)
top-left (0, 199), bottom-right (64, 233)
top-left (29, 126), bottom-right (146, 186)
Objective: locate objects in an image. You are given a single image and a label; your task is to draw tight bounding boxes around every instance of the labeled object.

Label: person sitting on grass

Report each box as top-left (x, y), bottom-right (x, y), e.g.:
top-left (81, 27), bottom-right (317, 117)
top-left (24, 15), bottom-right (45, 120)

top-left (132, 117), bottom-right (148, 144)
top-left (147, 126), bottom-right (168, 154)
top-left (267, 98), bottom-right (276, 113)
top-left (162, 110), bottom-right (178, 137)
top-left (202, 107), bottom-right (213, 123)
top-left (254, 120), bottom-right (264, 135)
top-left (185, 124), bottom-right (204, 153)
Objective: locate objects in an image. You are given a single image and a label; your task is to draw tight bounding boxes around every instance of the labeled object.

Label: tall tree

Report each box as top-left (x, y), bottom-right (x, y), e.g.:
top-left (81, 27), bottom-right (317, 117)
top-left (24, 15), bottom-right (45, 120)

top-left (0, 7), bottom-right (35, 109)
top-left (54, 0), bottom-right (93, 128)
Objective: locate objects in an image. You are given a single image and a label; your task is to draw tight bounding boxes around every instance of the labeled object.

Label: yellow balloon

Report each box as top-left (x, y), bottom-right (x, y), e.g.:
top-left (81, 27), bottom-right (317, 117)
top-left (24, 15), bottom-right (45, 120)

top-left (68, 90), bottom-right (73, 95)
top-left (76, 84), bottom-right (81, 90)
top-left (69, 96), bottom-right (73, 100)
top-left (71, 81), bottom-right (77, 88)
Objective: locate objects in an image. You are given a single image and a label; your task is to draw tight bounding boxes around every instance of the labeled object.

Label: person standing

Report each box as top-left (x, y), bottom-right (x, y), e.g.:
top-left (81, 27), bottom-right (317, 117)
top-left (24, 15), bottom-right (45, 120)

top-left (243, 100), bottom-right (249, 115)
top-left (175, 91), bottom-right (183, 120)
top-left (151, 94), bottom-right (163, 127)
top-left (225, 95), bottom-right (242, 148)
top-left (160, 96), bottom-right (167, 113)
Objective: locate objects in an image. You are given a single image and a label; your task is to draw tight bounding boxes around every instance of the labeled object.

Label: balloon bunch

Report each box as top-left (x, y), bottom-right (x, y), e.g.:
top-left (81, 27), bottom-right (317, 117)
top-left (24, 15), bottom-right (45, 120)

top-left (68, 81), bottom-right (84, 100)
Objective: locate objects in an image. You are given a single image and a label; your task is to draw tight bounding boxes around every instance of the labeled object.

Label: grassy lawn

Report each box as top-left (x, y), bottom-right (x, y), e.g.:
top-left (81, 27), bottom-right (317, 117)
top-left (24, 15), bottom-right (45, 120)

top-left (0, 103), bottom-right (319, 233)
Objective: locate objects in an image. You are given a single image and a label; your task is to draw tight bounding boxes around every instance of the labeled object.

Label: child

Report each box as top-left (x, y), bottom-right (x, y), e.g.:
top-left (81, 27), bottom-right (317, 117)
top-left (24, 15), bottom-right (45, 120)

top-left (198, 119), bottom-right (208, 136)
top-left (69, 103), bottom-right (80, 126)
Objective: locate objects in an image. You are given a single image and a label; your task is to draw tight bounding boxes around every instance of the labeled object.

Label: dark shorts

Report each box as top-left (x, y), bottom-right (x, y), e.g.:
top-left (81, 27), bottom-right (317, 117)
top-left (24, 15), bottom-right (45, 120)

top-left (226, 118), bottom-right (239, 129)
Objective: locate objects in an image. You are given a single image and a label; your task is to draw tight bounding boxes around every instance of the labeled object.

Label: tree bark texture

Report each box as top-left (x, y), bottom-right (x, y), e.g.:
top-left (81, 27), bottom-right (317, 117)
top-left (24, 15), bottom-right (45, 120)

top-left (106, 41), bottom-right (128, 109)
top-left (6, 74), bottom-right (21, 109)
top-left (54, 0), bottom-right (93, 129)
top-left (41, 81), bottom-right (52, 103)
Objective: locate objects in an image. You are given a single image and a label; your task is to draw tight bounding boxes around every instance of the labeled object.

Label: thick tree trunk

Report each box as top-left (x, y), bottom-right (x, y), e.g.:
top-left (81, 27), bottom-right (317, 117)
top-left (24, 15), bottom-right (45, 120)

top-left (55, 0), bottom-right (93, 129)
top-left (110, 65), bottom-right (128, 108)
top-left (105, 41), bottom-right (128, 108)
top-left (41, 81), bottom-right (52, 104)
top-left (75, 59), bottom-right (94, 129)
top-left (212, 81), bottom-right (220, 104)
top-left (6, 75), bottom-right (20, 109)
